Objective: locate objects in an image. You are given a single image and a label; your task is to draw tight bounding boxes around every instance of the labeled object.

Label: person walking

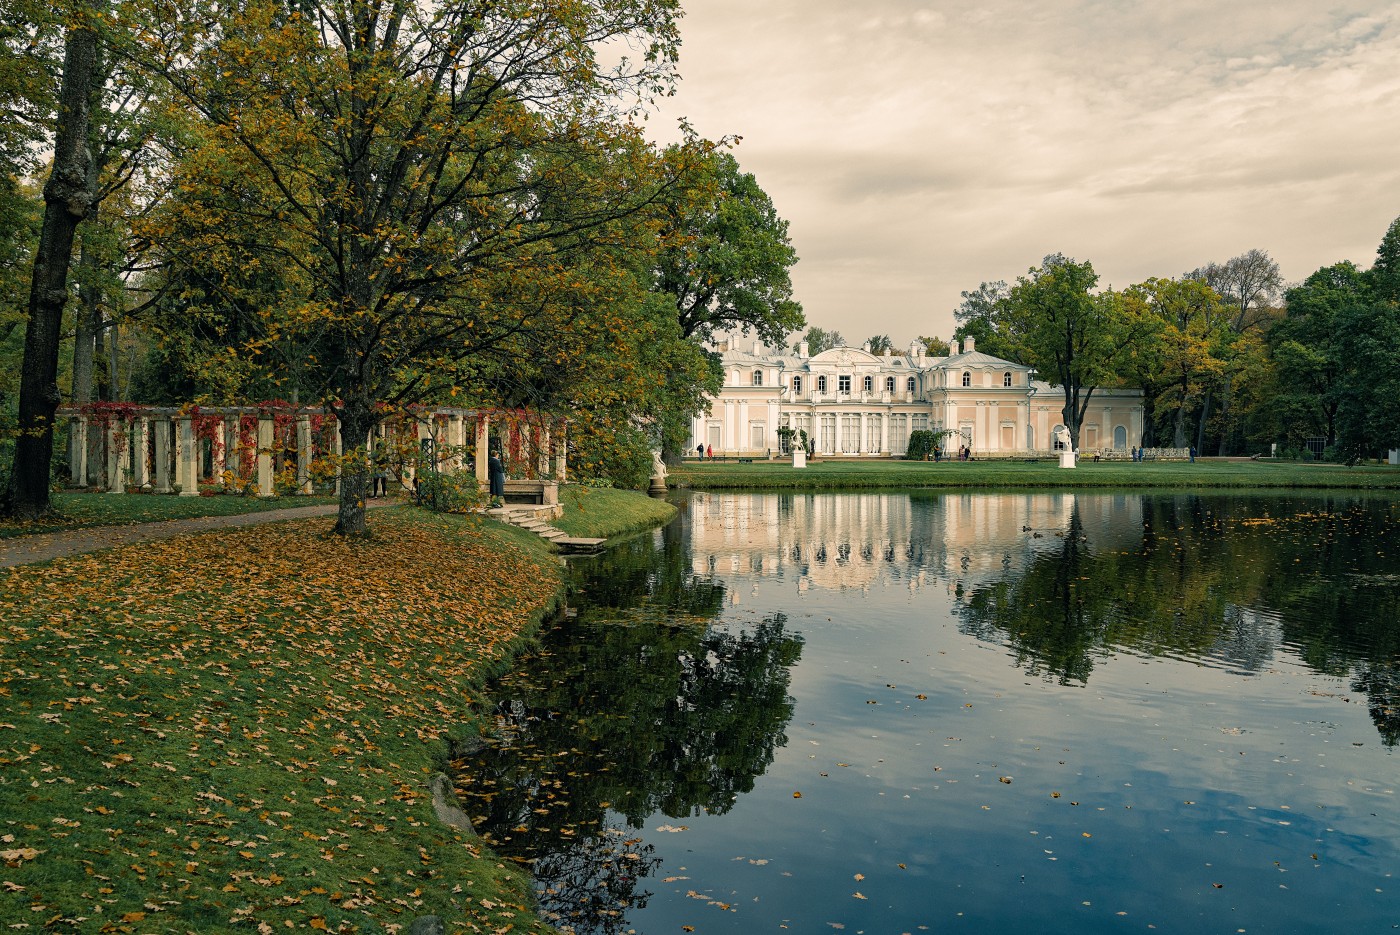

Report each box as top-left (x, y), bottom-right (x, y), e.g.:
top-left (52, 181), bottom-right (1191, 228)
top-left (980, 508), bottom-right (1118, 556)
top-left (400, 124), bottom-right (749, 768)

top-left (488, 450), bottom-right (506, 506)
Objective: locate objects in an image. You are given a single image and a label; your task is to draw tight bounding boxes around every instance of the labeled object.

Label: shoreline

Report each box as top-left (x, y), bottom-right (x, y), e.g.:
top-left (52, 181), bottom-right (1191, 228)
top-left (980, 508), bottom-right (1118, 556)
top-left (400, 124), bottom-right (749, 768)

top-left (0, 491), bottom-right (675, 933)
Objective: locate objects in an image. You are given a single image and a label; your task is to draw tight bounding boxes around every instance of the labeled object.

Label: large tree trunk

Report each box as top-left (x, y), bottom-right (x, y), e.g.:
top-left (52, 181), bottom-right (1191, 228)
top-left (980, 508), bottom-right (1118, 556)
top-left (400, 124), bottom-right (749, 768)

top-left (1216, 384), bottom-right (1233, 456)
top-left (333, 400), bottom-right (377, 537)
top-left (3, 20), bottom-right (98, 520)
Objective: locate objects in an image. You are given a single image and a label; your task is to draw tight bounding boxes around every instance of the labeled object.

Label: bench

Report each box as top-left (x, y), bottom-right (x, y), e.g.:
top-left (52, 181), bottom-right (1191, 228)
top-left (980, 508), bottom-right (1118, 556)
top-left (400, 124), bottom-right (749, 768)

top-left (501, 479), bottom-right (559, 505)
top-left (738, 457), bottom-right (753, 463)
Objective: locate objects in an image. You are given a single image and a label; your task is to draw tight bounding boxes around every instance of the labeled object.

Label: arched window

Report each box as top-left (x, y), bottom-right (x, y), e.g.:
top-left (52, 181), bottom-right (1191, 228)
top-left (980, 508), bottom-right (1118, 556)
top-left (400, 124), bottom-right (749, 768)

top-left (1004, 372), bottom-right (1012, 387)
top-left (817, 375), bottom-right (827, 393)
top-left (961, 371), bottom-right (971, 387)
top-left (906, 376), bottom-right (916, 392)
top-left (793, 375), bottom-right (803, 394)
top-left (752, 369), bottom-right (763, 386)
top-left (885, 376), bottom-right (896, 392)
top-left (863, 375), bottom-right (873, 392)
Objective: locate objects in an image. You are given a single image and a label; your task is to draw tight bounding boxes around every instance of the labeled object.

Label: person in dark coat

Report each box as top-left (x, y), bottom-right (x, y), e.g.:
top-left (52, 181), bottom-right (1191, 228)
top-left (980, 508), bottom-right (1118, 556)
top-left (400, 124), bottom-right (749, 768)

top-left (488, 451), bottom-right (505, 502)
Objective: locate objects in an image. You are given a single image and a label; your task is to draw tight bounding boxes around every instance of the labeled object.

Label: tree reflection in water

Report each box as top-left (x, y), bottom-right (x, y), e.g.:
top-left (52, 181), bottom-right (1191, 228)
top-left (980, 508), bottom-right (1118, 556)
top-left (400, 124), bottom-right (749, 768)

top-left (955, 494), bottom-right (1400, 745)
top-left (453, 529), bottom-right (804, 934)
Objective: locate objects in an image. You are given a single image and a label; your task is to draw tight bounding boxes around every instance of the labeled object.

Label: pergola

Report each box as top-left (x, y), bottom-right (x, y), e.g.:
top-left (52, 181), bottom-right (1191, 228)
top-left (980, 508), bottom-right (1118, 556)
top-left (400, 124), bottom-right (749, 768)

top-left (58, 404), bottom-right (568, 497)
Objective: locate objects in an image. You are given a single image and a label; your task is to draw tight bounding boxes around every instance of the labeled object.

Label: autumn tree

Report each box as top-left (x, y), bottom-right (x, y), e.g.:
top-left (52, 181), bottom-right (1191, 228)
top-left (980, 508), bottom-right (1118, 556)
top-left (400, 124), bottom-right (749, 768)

top-left (129, 0), bottom-right (689, 535)
top-left (654, 148), bottom-right (803, 348)
top-left (1122, 277), bottom-right (1229, 448)
top-left (951, 280), bottom-right (1017, 359)
top-left (1187, 249), bottom-right (1283, 454)
top-left (917, 334), bottom-right (951, 356)
top-left (1000, 254), bottom-right (1141, 451)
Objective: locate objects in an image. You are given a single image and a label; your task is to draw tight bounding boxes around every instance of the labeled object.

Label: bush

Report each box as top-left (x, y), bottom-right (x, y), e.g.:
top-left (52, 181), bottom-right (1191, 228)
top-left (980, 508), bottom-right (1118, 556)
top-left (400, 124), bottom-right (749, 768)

top-left (415, 470), bottom-right (487, 514)
top-left (906, 429), bottom-right (937, 461)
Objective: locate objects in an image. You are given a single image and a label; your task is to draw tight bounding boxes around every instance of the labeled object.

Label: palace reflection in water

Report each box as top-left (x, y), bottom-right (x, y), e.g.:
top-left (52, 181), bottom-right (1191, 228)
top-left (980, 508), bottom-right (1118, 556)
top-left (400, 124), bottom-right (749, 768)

top-left (457, 491), bottom-right (1400, 935)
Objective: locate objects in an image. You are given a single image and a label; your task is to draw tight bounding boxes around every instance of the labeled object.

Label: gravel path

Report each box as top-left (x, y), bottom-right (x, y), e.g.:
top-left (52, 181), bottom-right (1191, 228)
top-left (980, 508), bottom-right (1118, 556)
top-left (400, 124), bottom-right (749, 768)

top-left (0, 501), bottom-right (400, 568)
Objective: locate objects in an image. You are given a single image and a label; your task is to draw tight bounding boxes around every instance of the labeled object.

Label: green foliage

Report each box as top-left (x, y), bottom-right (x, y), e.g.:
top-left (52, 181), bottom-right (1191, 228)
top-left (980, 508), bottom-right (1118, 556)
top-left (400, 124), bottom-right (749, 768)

top-left (905, 429), bottom-right (937, 460)
top-left (414, 469), bottom-right (488, 515)
top-left (793, 326), bottom-right (844, 354)
top-left (657, 149), bottom-right (804, 348)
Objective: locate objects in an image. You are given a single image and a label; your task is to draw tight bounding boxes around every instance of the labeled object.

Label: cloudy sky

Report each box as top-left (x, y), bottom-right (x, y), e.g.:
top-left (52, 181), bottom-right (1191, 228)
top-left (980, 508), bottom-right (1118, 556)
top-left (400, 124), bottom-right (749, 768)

top-left (643, 0), bottom-right (1400, 348)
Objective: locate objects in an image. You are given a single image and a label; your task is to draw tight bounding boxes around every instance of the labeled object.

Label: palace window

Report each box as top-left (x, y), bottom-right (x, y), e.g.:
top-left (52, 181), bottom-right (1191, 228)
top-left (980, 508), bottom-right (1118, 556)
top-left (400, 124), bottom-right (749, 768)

top-left (863, 375), bottom-right (873, 392)
top-left (962, 371), bottom-right (971, 387)
top-left (817, 375), bottom-right (827, 393)
top-left (839, 375), bottom-right (852, 393)
top-left (885, 376), bottom-right (896, 392)
top-left (906, 376), bottom-right (916, 392)
top-left (752, 370), bottom-right (763, 386)
top-left (793, 375), bottom-right (803, 393)
top-left (1004, 371), bottom-right (1012, 387)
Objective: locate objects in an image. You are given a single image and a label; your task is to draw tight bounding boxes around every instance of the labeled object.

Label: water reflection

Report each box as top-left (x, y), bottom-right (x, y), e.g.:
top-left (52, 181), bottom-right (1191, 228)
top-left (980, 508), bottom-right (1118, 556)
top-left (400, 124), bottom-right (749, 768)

top-left (458, 491), bottom-right (1400, 935)
top-left (454, 534), bottom-right (803, 931)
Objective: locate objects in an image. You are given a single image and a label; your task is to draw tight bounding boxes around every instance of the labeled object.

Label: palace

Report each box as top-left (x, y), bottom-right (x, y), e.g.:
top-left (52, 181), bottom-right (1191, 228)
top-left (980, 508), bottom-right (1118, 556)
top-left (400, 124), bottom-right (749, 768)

top-left (688, 336), bottom-right (1144, 458)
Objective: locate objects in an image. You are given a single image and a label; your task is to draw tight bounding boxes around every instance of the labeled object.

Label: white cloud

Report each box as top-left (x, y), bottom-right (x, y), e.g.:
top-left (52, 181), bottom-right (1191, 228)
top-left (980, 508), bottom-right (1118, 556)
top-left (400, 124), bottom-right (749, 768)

top-left (647, 0), bottom-right (1400, 343)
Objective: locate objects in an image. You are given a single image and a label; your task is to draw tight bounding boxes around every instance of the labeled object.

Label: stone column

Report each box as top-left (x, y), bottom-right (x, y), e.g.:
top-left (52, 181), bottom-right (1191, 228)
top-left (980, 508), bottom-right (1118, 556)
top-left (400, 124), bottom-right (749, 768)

top-left (475, 416), bottom-right (490, 485)
top-left (212, 419), bottom-right (228, 483)
top-left (70, 415), bottom-right (88, 487)
top-left (257, 417), bottom-right (274, 497)
top-left (859, 412), bottom-right (868, 453)
top-left (106, 418), bottom-right (128, 493)
top-left (176, 416), bottom-right (199, 495)
top-left (226, 415), bottom-right (242, 487)
top-left (132, 417), bottom-right (151, 488)
top-left (880, 411), bottom-right (890, 453)
top-left (447, 414), bottom-right (464, 472)
top-left (153, 418), bottom-right (173, 494)
top-left (555, 421), bottom-right (568, 482)
top-left (333, 420), bottom-right (344, 497)
top-left (296, 414), bottom-right (313, 494)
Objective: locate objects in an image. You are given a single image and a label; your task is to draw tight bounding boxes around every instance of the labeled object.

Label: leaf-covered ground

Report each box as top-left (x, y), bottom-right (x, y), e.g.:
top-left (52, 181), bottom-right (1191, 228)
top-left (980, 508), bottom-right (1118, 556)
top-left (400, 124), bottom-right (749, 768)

top-left (0, 509), bottom-right (566, 933)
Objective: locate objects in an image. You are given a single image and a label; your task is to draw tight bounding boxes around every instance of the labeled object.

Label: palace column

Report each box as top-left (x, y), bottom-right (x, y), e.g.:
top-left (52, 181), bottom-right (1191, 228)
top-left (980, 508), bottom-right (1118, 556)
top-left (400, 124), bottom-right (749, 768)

top-left (881, 410), bottom-right (890, 453)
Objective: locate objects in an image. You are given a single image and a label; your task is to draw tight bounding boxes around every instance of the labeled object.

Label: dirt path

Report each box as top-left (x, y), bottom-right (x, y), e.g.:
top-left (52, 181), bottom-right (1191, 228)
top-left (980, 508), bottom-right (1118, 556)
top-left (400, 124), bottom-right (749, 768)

top-left (0, 501), bottom-right (400, 568)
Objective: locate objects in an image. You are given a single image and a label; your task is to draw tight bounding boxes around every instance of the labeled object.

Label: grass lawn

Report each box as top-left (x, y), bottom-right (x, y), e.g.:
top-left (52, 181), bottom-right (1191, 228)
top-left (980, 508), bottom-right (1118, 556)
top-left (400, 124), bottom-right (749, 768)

top-left (552, 484), bottom-right (675, 538)
top-left (0, 491), bottom-right (341, 539)
top-left (0, 498), bottom-right (658, 933)
top-left (669, 457), bottom-right (1400, 491)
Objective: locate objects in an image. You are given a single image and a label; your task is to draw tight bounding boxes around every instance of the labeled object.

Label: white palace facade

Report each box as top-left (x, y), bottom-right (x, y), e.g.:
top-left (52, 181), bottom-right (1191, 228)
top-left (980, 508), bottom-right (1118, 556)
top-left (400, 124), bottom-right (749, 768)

top-left (688, 336), bottom-right (1144, 459)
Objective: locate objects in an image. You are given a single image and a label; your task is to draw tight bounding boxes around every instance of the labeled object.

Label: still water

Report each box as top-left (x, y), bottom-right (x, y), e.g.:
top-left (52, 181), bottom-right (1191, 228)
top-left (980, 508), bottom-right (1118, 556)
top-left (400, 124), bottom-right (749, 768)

top-left (455, 491), bottom-right (1400, 934)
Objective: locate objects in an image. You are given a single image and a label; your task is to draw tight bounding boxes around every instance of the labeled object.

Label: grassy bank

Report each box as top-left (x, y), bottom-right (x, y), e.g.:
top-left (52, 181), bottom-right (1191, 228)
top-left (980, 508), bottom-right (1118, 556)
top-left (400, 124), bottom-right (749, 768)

top-left (0, 501), bottom-right (641, 933)
top-left (669, 457), bottom-right (1400, 491)
top-left (552, 484), bottom-right (675, 538)
top-left (0, 492), bottom-right (340, 539)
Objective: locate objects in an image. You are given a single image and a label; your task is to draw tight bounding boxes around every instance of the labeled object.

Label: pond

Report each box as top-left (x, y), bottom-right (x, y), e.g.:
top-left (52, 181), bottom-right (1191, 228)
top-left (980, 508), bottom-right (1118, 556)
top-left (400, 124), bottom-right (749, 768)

top-left (453, 491), bottom-right (1400, 934)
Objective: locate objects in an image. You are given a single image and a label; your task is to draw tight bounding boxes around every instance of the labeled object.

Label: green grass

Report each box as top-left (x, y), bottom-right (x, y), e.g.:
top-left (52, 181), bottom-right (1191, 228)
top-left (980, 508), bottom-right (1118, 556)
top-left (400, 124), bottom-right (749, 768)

top-left (0, 491), bottom-right (340, 538)
top-left (1, 503), bottom-right (662, 933)
top-left (554, 484), bottom-right (677, 537)
top-left (669, 457), bottom-right (1400, 491)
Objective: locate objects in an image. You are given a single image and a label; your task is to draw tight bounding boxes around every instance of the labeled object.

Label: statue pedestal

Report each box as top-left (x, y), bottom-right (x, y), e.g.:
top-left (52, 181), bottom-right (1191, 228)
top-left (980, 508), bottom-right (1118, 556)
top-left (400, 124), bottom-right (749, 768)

top-left (792, 449), bottom-right (807, 469)
top-left (648, 473), bottom-right (667, 495)
top-left (1059, 449), bottom-right (1077, 469)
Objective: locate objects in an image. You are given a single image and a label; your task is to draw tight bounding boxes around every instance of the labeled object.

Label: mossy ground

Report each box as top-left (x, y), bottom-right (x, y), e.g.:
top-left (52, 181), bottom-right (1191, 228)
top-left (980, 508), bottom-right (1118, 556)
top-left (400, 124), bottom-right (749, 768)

top-left (0, 502), bottom-right (629, 933)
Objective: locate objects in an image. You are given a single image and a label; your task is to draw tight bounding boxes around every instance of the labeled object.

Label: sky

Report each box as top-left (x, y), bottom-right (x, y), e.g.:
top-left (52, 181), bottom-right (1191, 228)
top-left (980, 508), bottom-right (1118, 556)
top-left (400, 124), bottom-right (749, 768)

top-left (642, 0), bottom-right (1400, 349)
